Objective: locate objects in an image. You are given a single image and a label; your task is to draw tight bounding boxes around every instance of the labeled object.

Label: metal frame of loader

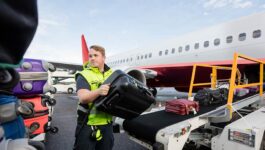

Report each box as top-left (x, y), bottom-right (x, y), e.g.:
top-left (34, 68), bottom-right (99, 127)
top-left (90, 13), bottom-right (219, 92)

top-left (118, 53), bottom-right (264, 150)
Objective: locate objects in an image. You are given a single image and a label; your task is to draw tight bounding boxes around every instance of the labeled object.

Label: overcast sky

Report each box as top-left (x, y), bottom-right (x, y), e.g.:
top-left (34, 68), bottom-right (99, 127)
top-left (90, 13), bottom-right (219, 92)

top-left (24, 0), bottom-right (265, 64)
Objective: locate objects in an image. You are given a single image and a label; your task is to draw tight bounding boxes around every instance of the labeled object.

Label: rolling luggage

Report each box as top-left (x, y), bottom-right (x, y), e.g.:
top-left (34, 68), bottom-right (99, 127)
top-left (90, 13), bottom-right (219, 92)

top-left (12, 59), bottom-right (56, 96)
top-left (20, 96), bottom-right (56, 113)
top-left (94, 70), bottom-right (155, 119)
top-left (165, 99), bottom-right (199, 115)
top-left (24, 114), bottom-right (48, 135)
top-left (24, 114), bottom-right (58, 136)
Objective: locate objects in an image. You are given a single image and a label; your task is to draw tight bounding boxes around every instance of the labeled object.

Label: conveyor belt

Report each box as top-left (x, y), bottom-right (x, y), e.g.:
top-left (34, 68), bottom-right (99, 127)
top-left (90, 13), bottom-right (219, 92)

top-left (123, 93), bottom-right (258, 144)
top-left (123, 101), bottom-right (226, 144)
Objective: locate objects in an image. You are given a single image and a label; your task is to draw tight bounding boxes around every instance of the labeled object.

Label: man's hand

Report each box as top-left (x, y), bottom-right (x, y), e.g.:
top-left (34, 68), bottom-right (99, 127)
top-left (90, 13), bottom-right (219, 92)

top-left (97, 84), bottom-right (110, 96)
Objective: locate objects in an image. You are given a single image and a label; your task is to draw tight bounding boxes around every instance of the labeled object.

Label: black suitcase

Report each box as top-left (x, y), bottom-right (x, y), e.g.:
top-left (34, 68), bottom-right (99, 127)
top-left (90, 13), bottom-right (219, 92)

top-left (94, 70), bottom-right (155, 119)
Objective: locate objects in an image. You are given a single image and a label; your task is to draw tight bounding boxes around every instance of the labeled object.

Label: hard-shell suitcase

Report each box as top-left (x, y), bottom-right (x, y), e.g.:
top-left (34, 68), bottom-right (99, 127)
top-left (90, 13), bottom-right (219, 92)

top-left (20, 96), bottom-right (56, 113)
top-left (24, 114), bottom-right (48, 135)
top-left (24, 113), bottom-right (58, 136)
top-left (12, 58), bottom-right (56, 96)
top-left (165, 99), bottom-right (199, 115)
top-left (94, 70), bottom-right (155, 119)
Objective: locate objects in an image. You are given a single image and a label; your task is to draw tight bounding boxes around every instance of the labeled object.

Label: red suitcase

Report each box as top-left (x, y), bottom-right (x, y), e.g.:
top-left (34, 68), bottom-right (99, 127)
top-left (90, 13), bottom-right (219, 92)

top-left (23, 114), bottom-right (49, 135)
top-left (20, 95), bottom-right (56, 113)
top-left (165, 99), bottom-right (199, 115)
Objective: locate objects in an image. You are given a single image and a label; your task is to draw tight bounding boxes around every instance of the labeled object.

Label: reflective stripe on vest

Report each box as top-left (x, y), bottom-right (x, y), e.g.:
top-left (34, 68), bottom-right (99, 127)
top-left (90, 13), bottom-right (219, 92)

top-left (76, 66), bottom-right (113, 125)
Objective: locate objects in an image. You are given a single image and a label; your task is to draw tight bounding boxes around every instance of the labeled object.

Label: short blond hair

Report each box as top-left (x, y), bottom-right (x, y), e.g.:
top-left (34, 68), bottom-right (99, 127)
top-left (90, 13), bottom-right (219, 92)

top-left (90, 45), bottom-right (105, 57)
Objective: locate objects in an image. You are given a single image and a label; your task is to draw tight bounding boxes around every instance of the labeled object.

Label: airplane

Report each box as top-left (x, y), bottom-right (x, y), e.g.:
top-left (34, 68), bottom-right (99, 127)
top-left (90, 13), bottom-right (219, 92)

top-left (100, 12), bottom-right (265, 92)
top-left (52, 12), bottom-right (265, 94)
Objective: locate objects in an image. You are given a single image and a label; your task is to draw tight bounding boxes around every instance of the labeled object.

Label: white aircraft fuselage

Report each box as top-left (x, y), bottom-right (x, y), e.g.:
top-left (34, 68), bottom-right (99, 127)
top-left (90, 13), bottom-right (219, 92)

top-left (106, 12), bottom-right (265, 91)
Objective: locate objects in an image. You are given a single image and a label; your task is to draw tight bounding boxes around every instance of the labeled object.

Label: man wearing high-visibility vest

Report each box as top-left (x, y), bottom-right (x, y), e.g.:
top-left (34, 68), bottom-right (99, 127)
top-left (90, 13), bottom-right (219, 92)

top-left (74, 45), bottom-right (113, 150)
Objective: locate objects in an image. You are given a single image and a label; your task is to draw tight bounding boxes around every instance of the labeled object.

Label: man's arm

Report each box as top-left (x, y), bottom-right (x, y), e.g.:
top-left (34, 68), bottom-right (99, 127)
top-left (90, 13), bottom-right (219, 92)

top-left (77, 84), bottom-right (110, 104)
top-left (76, 75), bottom-right (110, 104)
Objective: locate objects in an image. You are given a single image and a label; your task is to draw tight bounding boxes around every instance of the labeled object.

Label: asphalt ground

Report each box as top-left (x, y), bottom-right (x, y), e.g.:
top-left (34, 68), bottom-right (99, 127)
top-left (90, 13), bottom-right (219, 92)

top-left (44, 94), bottom-right (147, 150)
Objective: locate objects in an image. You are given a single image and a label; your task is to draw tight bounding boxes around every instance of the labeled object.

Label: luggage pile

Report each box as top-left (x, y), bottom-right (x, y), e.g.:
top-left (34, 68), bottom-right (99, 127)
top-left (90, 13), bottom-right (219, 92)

top-left (194, 88), bottom-right (228, 106)
top-left (13, 59), bottom-right (58, 140)
top-left (164, 88), bottom-right (228, 115)
top-left (0, 1), bottom-right (46, 149)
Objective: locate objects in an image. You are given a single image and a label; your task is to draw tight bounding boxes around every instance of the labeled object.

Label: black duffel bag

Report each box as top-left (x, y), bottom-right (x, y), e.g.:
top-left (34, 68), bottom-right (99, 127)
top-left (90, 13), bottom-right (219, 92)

top-left (194, 88), bottom-right (228, 106)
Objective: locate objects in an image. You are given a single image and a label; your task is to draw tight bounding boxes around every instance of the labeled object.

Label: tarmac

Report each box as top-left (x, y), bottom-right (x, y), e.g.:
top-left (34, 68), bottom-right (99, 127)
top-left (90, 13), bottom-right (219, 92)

top-left (44, 91), bottom-right (209, 150)
top-left (44, 94), bottom-right (147, 150)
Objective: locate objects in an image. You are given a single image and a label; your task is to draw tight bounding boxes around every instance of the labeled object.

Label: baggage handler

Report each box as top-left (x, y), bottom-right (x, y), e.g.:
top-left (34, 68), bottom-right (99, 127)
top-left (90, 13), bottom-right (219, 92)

top-left (73, 45), bottom-right (114, 150)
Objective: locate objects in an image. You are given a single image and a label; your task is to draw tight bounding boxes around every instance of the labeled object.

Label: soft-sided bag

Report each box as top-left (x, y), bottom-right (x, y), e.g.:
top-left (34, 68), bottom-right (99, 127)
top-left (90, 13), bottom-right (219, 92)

top-left (194, 88), bottom-right (227, 106)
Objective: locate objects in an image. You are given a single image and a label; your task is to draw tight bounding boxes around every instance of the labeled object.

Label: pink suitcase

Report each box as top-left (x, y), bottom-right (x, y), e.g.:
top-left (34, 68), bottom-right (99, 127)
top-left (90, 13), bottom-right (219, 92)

top-left (165, 99), bottom-right (199, 115)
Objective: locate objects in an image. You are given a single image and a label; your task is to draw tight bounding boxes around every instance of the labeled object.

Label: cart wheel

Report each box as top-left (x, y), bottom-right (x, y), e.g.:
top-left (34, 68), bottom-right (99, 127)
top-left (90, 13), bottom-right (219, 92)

top-left (67, 88), bottom-right (74, 94)
top-left (50, 127), bottom-right (59, 134)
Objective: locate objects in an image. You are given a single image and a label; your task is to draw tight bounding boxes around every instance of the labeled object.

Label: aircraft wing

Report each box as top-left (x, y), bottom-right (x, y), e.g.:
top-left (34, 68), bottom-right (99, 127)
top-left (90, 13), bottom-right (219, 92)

top-left (48, 61), bottom-right (83, 71)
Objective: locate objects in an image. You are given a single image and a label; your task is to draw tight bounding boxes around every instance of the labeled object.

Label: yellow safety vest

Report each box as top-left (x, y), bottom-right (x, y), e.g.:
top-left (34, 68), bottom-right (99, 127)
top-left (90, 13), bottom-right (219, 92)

top-left (76, 65), bottom-right (113, 125)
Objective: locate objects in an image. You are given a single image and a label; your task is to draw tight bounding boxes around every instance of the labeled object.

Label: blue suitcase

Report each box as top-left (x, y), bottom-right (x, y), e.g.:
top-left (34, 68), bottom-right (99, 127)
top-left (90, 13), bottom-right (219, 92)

top-left (0, 95), bottom-right (26, 139)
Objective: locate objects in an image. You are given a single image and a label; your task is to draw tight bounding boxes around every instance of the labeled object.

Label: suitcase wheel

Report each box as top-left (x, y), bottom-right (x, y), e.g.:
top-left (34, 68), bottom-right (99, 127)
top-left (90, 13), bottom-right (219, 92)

top-left (29, 122), bottom-right (40, 133)
top-left (48, 98), bottom-right (56, 106)
top-left (22, 62), bottom-right (32, 70)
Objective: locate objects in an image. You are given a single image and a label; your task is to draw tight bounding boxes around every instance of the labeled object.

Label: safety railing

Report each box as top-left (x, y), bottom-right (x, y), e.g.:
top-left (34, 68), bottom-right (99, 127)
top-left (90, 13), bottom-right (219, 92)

top-left (188, 64), bottom-right (241, 98)
top-left (226, 53), bottom-right (264, 118)
top-left (188, 52), bottom-right (264, 120)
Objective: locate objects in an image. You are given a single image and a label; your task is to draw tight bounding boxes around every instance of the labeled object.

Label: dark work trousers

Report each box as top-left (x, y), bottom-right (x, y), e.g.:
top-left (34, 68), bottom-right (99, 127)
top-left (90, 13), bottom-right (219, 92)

top-left (74, 123), bottom-right (114, 150)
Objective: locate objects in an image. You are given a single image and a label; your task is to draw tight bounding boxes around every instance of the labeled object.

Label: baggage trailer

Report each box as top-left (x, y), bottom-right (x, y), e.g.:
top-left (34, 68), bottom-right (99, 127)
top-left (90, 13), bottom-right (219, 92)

top-left (115, 53), bottom-right (265, 150)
